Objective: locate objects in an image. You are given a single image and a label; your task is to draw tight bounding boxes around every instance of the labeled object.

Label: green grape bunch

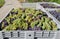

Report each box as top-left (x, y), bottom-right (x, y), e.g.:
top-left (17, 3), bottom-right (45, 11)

top-left (0, 8), bottom-right (58, 31)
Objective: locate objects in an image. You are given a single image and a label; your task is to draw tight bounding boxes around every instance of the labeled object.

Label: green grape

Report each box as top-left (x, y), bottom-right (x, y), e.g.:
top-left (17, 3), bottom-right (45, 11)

top-left (12, 24), bottom-right (18, 30)
top-left (13, 14), bottom-right (17, 18)
top-left (37, 22), bottom-right (42, 27)
top-left (49, 21), bottom-right (52, 25)
top-left (3, 26), bottom-right (10, 31)
top-left (25, 8), bottom-right (30, 13)
top-left (45, 22), bottom-right (51, 30)
top-left (2, 8), bottom-right (58, 31)
top-left (17, 8), bottom-right (23, 15)
top-left (39, 10), bottom-right (43, 14)
top-left (3, 24), bottom-right (13, 31)
top-left (45, 17), bottom-right (50, 22)
top-left (13, 18), bottom-right (21, 26)
top-left (22, 22), bottom-right (28, 30)
top-left (11, 9), bottom-right (17, 13)
top-left (5, 17), bottom-right (10, 24)
top-left (1, 22), bottom-right (4, 29)
top-left (42, 22), bottom-right (46, 30)
top-left (34, 10), bottom-right (40, 16)
top-left (36, 10), bottom-right (40, 13)
top-left (41, 17), bottom-right (45, 22)
top-left (53, 27), bottom-right (57, 31)
top-left (51, 21), bottom-right (56, 26)
top-left (28, 18), bottom-right (32, 22)
top-left (21, 13), bottom-right (26, 19)
top-left (9, 13), bottom-right (13, 18)
top-left (30, 22), bottom-right (35, 28)
top-left (29, 8), bottom-right (35, 14)
top-left (51, 20), bottom-right (57, 30)
top-left (35, 20), bottom-right (39, 25)
top-left (25, 16), bottom-right (30, 21)
top-left (30, 20), bottom-right (39, 28)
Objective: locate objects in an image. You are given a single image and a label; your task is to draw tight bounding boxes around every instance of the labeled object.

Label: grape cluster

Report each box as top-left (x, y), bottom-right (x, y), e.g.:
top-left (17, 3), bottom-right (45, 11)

top-left (0, 8), bottom-right (57, 31)
top-left (40, 4), bottom-right (60, 8)
top-left (49, 10), bottom-right (60, 21)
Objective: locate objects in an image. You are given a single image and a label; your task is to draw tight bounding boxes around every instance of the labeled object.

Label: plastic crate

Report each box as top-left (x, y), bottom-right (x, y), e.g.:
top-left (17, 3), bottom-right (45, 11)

top-left (20, 3), bottom-right (37, 8)
top-left (37, 2), bottom-right (60, 10)
top-left (0, 31), bottom-right (58, 39)
top-left (0, 3), bottom-right (60, 39)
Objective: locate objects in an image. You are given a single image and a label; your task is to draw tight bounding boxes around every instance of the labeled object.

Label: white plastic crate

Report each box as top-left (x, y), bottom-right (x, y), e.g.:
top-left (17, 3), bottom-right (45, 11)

top-left (0, 3), bottom-right (60, 39)
top-left (37, 2), bottom-right (60, 10)
top-left (20, 3), bottom-right (37, 8)
top-left (0, 31), bottom-right (58, 39)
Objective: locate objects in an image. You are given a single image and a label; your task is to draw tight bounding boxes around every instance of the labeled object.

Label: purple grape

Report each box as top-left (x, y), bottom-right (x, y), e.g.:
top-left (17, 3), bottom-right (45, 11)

top-left (49, 10), bottom-right (60, 21)
top-left (33, 26), bottom-right (40, 30)
top-left (40, 4), bottom-right (60, 8)
top-left (2, 20), bottom-right (8, 26)
top-left (57, 16), bottom-right (60, 21)
top-left (28, 28), bottom-right (32, 30)
top-left (28, 26), bottom-right (32, 30)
